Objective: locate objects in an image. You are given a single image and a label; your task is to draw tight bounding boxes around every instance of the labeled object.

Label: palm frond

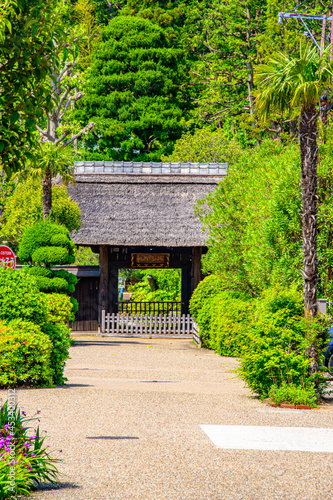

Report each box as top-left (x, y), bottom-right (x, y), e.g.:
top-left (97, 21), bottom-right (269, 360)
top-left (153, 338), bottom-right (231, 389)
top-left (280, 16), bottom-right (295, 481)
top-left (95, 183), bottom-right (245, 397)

top-left (254, 41), bottom-right (333, 118)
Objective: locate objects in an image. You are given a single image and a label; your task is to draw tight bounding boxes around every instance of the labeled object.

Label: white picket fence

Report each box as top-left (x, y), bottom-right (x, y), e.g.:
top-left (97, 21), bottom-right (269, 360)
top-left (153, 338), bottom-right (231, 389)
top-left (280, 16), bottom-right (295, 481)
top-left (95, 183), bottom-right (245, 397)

top-left (100, 310), bottom-right (194, 337)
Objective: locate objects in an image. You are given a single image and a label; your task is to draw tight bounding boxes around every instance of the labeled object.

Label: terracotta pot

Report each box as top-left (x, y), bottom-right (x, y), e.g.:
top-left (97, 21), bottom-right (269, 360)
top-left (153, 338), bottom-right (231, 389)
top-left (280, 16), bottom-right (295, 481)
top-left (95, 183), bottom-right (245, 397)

top-left (280, 403), bottom-right (295, 409)
top-left (295, 404), bottom-right (311, 410)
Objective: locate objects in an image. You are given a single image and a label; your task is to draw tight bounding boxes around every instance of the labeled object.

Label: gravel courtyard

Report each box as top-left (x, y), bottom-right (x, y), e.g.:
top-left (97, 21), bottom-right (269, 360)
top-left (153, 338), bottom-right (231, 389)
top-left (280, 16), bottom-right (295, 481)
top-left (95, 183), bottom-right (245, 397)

top-left (11, 336), bottom-right (333, 500)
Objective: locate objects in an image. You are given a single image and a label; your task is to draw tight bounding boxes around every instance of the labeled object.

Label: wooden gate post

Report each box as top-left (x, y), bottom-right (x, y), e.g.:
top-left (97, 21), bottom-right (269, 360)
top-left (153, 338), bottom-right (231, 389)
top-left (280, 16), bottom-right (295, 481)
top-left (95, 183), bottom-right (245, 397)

top-left (108, 266), bottom-right (118, 314)
top-left (99, 245), bottom-right (109, 324)
top-left (181, 265), bottom-right (191, 315)
top-left (192, 246), bottom-right (202, 291)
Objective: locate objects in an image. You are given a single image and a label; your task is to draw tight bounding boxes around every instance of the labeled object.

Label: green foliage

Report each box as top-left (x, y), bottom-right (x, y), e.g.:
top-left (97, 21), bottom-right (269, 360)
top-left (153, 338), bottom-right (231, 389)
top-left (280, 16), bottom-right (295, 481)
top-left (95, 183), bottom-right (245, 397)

top-left (268, 382), bottom-right (318, 407)
top-left (0, 268), bottom-right (46, 325)
top-left (75, 15), bottom-right (191, 160)
top-left (0, 320), bottom-right (52, 388)
top-left (128, 269), bottom-right (181, 302)
top-left (197, 135), bottom-right (333, 301)
top-left (161, 127), bottom-right (241, 163)
top-left (0, 179), bottom-right (81, 252)
top-left (18, 221), bottom-right (75, 266)
top-left (191, 285), bottom-right (253, 356)
top-left (197, 140), bottom-right (302, 295)
top-left (43, 293), bottom-right (73, 324)
top-left (183, 0), bottom-right (264, 129)
top-left (254, 42), bottom-right (333, 120)
top-left (0, 0), bottom-right (68, 174)
top-left (0, 401), bottom-right (60, 497)
top-left (238, 285), bottom-right (331, 398)
top-left (41, 323), bottom-right (71, 385)
top-left (74, 246), bottom-right (99, 265)
top-left (190, 274), bottom-right (224, 318)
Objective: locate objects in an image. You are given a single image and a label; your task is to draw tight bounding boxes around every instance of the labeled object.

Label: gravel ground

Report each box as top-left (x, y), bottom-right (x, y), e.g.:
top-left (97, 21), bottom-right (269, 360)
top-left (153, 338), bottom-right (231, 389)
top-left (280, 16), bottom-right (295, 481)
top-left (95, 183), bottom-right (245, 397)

top-left (6, 336), bottom-right (333, 500)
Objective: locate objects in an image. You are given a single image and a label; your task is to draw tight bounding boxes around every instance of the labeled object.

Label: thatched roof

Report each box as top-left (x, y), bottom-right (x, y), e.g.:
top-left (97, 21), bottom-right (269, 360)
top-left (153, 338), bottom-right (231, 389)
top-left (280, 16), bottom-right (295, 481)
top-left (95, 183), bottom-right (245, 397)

top-left (68, 161), bottom-right (227, 247)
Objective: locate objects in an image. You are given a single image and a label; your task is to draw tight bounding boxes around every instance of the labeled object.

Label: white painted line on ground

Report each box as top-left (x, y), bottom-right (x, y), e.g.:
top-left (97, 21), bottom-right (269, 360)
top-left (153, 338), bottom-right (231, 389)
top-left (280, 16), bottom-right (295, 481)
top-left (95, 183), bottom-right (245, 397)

top-left (200, 425), bottom-right (333, 453)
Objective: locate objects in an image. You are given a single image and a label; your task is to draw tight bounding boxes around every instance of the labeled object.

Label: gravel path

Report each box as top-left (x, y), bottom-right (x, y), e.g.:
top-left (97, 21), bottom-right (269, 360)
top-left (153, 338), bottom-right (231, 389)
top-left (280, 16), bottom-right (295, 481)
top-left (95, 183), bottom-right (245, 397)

top-left (8, 336), bottom-right (333, 500)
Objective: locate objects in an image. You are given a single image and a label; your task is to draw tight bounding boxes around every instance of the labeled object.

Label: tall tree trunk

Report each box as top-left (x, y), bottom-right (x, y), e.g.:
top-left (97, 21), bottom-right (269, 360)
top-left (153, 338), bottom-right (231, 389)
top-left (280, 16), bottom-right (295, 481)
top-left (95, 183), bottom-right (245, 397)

top-left (43, 170), bottom-right (52, 219)
top-left (299, 104), bottom-right (320, 381)
top-left (299, 104), bottom-right (319, 318)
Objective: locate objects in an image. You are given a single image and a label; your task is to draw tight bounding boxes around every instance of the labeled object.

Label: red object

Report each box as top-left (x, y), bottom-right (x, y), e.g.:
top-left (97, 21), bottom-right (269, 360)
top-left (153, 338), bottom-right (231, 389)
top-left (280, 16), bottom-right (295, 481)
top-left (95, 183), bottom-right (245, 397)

top-left (0, 246), bottom-right (16, 270)
top-left (280, 404), bottom-right (296, 409)
top-left (296, 405), bottom-right (311, 410)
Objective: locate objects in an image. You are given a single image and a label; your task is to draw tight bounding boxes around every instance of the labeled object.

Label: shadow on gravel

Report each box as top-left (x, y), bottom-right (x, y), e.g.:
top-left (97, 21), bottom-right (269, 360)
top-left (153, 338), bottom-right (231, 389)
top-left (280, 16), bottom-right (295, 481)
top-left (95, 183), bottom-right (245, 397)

top-left (86, 436), bottom-right (139, 440)
top-left (58, 384), bottom-right (93, 388)
top-left (72, 340), bottom-right (143, 346)
top-left (35, 482), bottom-right (81, 492)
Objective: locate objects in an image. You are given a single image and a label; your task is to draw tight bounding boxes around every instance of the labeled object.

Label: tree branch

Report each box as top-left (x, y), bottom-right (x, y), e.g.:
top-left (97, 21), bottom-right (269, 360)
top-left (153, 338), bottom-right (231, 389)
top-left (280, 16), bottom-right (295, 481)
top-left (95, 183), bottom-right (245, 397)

top-left (36, 125), bottom-right (53, 142)
top-left (62, 122), bottom-right (95, 147)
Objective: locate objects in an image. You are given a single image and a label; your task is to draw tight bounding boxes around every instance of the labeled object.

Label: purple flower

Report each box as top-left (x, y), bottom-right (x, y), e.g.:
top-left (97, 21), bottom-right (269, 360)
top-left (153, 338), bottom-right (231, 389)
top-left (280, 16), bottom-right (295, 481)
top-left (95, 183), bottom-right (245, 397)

top-left (30, 453), bottom-right (35, 457)
top-left (21, 411), bottom-right (26, 416)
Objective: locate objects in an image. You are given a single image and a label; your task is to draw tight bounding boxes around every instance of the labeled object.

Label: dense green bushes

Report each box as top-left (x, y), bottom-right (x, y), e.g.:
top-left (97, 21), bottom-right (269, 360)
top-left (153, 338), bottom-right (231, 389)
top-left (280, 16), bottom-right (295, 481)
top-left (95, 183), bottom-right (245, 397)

top-left (0, 320), bottom-right (52, 387)
top-left (41, 323), bottom-right (71, 385)
top-left (0, 267), bottom-right (72, 388)
top-left (0, 268), bottom-right (46, 325)
top-left (238, 285), bottom-right (330, 398)
top-left (190, 275), bottom-right (252, 356)
top-left (191, 279), bottom-right (331, 402)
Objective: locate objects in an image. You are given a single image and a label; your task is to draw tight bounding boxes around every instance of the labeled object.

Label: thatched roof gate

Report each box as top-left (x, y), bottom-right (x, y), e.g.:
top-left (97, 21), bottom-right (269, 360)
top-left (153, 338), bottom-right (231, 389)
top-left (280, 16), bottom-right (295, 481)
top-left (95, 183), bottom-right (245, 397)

top-left (67, 161), bottom-right (227, 329)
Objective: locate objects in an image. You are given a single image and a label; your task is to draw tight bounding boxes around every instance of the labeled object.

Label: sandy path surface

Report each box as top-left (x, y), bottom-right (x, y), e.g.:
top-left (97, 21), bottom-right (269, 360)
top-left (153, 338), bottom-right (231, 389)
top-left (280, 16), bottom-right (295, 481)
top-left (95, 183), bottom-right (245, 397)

top-left (8, 336), bottom-right (333, 500)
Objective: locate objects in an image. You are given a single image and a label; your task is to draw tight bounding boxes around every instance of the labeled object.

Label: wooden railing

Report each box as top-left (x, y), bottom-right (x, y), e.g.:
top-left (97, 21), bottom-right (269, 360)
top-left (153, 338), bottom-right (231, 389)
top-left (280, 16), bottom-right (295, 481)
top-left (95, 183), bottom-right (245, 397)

top-left (100, 311), bottom-right (192, 337)
top-left (118, 301), bottom-right (182, 315)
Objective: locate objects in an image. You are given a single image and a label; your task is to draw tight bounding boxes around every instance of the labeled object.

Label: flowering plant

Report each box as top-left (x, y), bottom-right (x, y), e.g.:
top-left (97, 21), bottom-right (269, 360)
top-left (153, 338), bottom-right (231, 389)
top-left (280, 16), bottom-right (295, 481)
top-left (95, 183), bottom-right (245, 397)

top-left (0, 401), bottom-right (60, 499)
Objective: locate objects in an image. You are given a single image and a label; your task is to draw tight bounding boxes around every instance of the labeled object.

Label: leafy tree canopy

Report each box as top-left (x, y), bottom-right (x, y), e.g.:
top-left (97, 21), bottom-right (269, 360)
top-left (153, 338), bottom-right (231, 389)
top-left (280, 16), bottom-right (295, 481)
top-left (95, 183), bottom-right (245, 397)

top-left (0, 0), bottom-right (68, 175)
top-left (197, 134), bottom-right (333, 300)
top-left (74, 15), bottom-right (192, 161)
top-left (162, 127), bottom-right (241, 163)
top-left (0, 179), bottom-right (81, 251)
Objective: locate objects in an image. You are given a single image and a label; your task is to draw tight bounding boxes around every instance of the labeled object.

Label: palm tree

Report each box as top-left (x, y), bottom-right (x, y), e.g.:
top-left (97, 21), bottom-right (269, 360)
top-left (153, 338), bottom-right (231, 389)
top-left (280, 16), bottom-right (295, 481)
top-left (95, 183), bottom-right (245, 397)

top-left (16, 142), bottom-right (75, 219)
top-left (254, 42), bottom-right (333, 319)
top-left (254, 42), bottom-right (333, 381)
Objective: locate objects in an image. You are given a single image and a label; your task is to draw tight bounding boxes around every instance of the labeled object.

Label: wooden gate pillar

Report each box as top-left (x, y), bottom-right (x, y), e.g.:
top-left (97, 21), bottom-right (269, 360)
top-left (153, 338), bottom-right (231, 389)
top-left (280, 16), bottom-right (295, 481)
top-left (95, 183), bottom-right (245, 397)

top-left (108, 266), bottom-right (118, 314)
top-left (192, 246), bottom-right (202, 292)
top-left (99, 245), bottom-right (109, 323)
top-left (181, 265), bottom-right (191, 315)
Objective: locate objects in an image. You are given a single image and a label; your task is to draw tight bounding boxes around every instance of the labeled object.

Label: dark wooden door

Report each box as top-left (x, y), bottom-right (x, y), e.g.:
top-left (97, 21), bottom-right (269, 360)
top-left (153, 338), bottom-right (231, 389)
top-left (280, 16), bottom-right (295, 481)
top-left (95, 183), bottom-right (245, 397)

top-left (71, 276), bottom-right (99, 331)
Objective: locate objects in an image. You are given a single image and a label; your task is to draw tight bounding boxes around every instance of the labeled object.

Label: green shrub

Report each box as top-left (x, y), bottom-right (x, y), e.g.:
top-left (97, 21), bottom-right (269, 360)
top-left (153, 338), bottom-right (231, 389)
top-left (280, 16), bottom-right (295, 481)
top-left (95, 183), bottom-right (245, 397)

top-left (42, 293), bottom-right (72, 324)
top-left (0, 268), bottom-right (46, 325)
top-left (190, 276), bottom-right (252, 356)
top-left (42, 323), bottom-right (71, 385)
top-left (0, 401), bottom-right (60, 497)
top-left (238, 285), bottom-right (331, 398)
top-left (31, 246), bottom-right (70, 266)
top-left (26, 267), bottom-right (52, 278)
top-left (18, 220), bottom-right (75, 265)
top-left (0, 320), bottom-right (52, 387)
top-left (190, 274), bottom-right (225, 318)
top-left (268, 382), bottom-right (318, 407)
top-left (207, 292), bottom-right (253, 356)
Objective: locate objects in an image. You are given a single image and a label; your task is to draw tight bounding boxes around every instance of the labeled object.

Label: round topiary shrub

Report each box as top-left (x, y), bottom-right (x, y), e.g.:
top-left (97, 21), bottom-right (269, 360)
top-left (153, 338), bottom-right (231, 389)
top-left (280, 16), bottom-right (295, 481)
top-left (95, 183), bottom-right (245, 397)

top-left (0, 319), bottom-right (52, 387)
top-left (18, 220), bottom-right (75, 265)
top-left (0, 268), bottom-right (46, 325)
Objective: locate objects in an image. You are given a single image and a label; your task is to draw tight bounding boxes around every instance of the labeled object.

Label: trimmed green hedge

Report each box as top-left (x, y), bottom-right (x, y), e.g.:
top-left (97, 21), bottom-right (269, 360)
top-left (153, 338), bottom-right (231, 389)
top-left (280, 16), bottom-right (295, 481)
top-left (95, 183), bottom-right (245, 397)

top-left (191, 279), bottom-right (331, 401)
top-left (18, 220), bottom-right (75, 265)
top-left (0, 320), bottom-right (52, 387)
top-left (42, 323), bottom-right (71, 385)
top-left (190, 275), bottom-right (252, 357)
